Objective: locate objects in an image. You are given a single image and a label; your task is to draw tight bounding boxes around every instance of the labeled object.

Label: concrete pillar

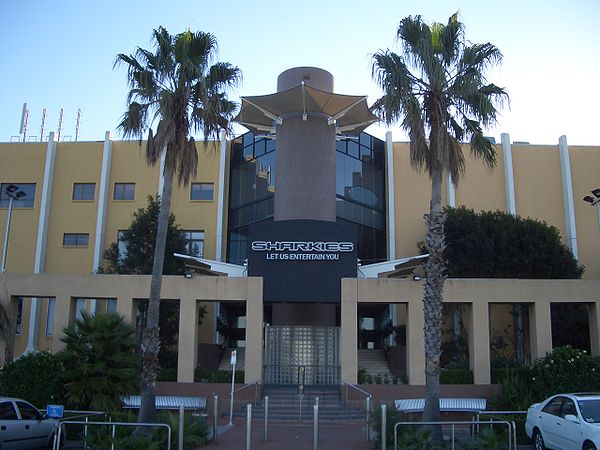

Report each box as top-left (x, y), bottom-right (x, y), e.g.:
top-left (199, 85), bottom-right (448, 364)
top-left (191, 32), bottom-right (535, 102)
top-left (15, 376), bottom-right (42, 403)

top-left (274, 67), bottom-right (336, 222)
top-left (52, 295), bottom-right (72, 352)
top-left (177, 298), bottom-right (199, 383)
top-left (116, 296), bottom-right (135, 325)
top-left (559, 135), bottom-right (578, 258)
top-left (340, 279), bottom-right (358, 383)
top-left (589, 302), bottom-right (600, 356)
top-left (407, 298), bottom-right (425, 385)
top-left (470, 301), bottom-right (491, 384)
top-left (530, 301), bottom-right (553, 359)
top-left (245, 278), bottom-right (264, 383)
top-left (501, 133), bottom-right (516, 215)
top-left (447, 174), bottom-right (456, 208)
top-left (385, 131), bottom-right (396, 260)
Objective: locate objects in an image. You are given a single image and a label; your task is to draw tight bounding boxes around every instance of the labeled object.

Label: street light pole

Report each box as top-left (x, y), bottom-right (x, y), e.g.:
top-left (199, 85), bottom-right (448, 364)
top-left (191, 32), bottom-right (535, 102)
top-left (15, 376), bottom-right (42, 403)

top-left (583, 188), bottom-right (600, 240)
top-left (1, 184), bottom-right (27, 273)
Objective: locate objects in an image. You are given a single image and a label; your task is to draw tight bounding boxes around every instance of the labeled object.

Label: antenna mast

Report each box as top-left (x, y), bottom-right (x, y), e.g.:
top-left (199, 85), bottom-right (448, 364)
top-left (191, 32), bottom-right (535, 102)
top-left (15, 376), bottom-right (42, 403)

top-left (40, 108), bottom-right (47, 142)
top-left (19, 103), bottom-right (30, 142)
top-left (57, 108), bottom-right (64, 142)
top-left (75, 108), bottom-right (81, 141)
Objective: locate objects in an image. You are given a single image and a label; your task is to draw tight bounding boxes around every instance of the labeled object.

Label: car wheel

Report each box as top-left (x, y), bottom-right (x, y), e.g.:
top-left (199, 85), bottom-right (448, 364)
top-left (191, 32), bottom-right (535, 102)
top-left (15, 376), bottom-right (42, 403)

top-left (533, 429), bottom-right (547, 450)
top-left (584, 443), bottom-right (597, 450)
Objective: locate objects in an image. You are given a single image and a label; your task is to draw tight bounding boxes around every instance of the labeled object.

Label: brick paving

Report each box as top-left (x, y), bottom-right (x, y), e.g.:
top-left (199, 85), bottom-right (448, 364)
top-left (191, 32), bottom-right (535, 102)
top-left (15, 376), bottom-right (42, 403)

top-left (205, 418), bottom-right (375, 450)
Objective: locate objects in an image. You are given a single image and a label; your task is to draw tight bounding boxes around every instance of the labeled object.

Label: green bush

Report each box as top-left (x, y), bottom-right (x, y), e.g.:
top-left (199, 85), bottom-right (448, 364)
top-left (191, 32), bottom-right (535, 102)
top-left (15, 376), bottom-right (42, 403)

top-left (440, 368), bottom-right (473, 384)
top-left (158, 368), bottom-right (178, 382)
top-left (194, 368), bottom-right (244, 383)
top-left (530, 346), bottom-right (600, 400)
top-left (0, 351), bottom-right (64, 408)
top-left (490, 367), bottom-right (530, 384)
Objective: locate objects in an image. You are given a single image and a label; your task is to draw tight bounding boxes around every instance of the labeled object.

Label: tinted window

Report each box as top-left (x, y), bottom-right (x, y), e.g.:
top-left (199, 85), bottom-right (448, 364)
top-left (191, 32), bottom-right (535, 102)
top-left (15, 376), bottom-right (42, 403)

top-left (542, 397), bottom-right (565, 416)
top-left (73, 183), bottom-right (95, 200)
top-left (562, 398), bottom-right (577, 417)
top-left (16, 401), bottom-right (41, 420)
top-left (0, 183), bottom-right (36, 208)
top-left (578, 399), bottom-right (600, 423)
top-left (0, 401), bottom-right (18, 419)
top-left (113, 183), bottom-right (135, 200)
top-left (190, 183), bottom-right (214, 201)
top-left (63, 233), bottom-right (89, 246)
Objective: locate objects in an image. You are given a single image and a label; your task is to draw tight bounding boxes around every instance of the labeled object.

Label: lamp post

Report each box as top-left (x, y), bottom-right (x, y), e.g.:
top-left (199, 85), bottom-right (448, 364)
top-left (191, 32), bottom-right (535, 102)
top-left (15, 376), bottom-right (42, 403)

top-left (1, 184), bottom-right (27, 273)
top-left (583, 188), bottom-right (600, 240)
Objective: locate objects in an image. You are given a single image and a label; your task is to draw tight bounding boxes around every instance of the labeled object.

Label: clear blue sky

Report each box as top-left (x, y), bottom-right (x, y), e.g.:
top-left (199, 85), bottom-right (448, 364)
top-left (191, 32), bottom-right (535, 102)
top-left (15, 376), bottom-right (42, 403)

top-left (1, 0), bottom-right (598, 145)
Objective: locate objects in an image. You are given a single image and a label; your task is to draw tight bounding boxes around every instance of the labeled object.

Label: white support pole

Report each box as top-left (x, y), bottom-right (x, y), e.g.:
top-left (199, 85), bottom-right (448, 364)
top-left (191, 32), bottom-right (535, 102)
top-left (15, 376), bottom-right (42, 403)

top-left (385, 131), bottom-right (396, 260)
top-left (215, 130), bottom-right (227, 262)
top-left (501, 133), bottom-right (517, 215)
top-left (26, 132), bottom-right (57, 354)
top-left (559, 135), bottom-right (578, 259)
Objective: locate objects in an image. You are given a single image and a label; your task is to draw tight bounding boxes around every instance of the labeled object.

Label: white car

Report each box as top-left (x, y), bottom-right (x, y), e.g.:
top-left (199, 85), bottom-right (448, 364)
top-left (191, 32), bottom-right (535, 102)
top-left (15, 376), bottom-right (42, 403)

top-left (0, 397), bottom-right (61, 449)
top-left (525, 393), bottom-right (600, 450)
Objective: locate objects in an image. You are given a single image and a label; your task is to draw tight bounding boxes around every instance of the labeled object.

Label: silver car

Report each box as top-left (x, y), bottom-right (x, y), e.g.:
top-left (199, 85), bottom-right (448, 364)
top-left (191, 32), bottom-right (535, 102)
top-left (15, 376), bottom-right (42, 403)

top-left (0, 397), bottom-right (60, 449)
top-left (525, 393), bottom-right (600, 450)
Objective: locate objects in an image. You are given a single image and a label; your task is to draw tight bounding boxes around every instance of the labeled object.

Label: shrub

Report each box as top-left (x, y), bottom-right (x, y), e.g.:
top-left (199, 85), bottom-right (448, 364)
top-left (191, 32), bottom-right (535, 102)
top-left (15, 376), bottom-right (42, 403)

top-left (440, 368), bottom-right (473, 384)
top-left (194, 368), bottom-right (244, 383)
top-left (0, 350), bottom-right (64, 408)
top-left (529, 346), bottom-right (600, 400)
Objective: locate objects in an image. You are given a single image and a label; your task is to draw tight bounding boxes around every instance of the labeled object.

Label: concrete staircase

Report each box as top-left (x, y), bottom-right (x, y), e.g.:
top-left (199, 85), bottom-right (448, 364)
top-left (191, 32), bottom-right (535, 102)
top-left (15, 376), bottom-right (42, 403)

top-left (234, 385), bottom-right (366, 422)
top-left (218, 348), bottom-right (245, 371)
top-left (358, 349), bottom-right (393, 380)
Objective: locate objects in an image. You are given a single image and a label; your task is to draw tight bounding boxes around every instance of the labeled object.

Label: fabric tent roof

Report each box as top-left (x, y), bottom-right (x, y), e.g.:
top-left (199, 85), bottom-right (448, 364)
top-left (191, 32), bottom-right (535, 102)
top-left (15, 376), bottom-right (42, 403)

top-left (233, 83), bottom-right (378, 136)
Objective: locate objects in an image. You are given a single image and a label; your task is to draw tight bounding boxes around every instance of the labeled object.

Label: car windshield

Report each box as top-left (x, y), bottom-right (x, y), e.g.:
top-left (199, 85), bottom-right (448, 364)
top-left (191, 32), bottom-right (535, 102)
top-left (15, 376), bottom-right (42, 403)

top-left (577, 399), bottom-right (600, 423)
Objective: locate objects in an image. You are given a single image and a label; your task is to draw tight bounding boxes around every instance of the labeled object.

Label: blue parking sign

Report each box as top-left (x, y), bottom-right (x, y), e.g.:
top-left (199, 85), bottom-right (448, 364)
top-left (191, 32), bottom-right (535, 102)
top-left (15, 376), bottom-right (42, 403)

top-left (46, 405), bottom-right (64, 418)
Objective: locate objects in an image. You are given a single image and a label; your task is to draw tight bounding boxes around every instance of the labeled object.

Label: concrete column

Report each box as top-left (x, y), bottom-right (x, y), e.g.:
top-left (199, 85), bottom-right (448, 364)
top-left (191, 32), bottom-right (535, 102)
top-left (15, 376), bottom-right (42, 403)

top-left (92, 132), bottom-right (113, 273)
top-left (215, 130), bottom-right (227, 262)
top-left (559, 135), bottom-right (578, 258)
top-left (530, 301), bottom-right (553, 360)
top-left (116, 296), bottom-right (135, 325)
top-left (446, 174), bottom-right (456, 208)
top-left (589, 302), bottom-right (600, 356)
top-left (177, 297), bottom-right (199, 383)
top-left (470, 301), bottom-right (491, 384)
top-left (385, 131), bottom-right (396, 260)
top-left (407, 298), bottom-right (425, 385)
top-left (52, 295), bottom-right (72, 352)
top-left (340, 279), bottom-right (358, 383)
top-left (501, 133), bottom-right (516, 215)
top-left (25, 132), bottom-right (58, 354)
top-left (245, 277), bottom-right (264, 383)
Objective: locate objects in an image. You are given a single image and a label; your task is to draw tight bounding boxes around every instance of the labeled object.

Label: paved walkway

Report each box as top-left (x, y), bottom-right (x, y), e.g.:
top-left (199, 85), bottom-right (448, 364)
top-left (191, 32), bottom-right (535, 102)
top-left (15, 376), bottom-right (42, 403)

top-left (205, 418), bottom-right (375, 450)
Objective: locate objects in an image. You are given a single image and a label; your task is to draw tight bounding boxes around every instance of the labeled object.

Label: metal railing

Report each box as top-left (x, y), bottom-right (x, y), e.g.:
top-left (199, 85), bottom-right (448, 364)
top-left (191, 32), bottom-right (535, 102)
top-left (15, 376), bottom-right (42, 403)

top-left (54, 420), bottom-right (171, 450)
top-left (231, 380), bottom-right (261, 405)
top-left (393, 419), bottom-right (516, 450)
top-left (474, 410), bottom-right (527, 450)
top-left (341, 379), bottom-right (372, 405)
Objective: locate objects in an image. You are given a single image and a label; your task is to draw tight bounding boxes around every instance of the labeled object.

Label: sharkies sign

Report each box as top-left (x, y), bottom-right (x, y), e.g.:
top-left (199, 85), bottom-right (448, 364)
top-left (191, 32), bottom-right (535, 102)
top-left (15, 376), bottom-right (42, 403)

top-left (247, 220), bottom-right (357, 303)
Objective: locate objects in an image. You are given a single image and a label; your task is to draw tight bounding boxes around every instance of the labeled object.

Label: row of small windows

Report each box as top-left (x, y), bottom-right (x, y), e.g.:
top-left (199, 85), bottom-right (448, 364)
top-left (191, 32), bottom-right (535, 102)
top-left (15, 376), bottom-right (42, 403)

top-left (1, 182), bottom-right (214, 205)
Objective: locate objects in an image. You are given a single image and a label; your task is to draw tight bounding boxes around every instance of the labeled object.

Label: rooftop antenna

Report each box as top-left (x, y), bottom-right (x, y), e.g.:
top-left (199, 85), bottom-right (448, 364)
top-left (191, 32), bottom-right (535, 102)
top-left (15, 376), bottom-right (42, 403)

top-left (75, 108), bottom-right (81, 141)
top-left (57, 108), bottom-right (64, 142)
top-left (19, 103), bottom-right (29, 142)
top-left (40, 108), bottom-right (47, 142)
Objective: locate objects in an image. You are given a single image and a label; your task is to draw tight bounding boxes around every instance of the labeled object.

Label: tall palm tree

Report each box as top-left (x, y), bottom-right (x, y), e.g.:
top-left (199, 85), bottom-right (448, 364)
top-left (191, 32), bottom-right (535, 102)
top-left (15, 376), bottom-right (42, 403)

top-left (115, 26), bottom-right (240, 423)
top-left (372, 13), bottom-right (508, 424)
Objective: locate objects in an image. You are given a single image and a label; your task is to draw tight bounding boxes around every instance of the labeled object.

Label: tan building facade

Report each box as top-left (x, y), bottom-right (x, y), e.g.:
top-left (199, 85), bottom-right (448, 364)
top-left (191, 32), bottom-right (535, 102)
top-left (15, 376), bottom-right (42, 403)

top-left (0, 128), bottom-right (599, 385)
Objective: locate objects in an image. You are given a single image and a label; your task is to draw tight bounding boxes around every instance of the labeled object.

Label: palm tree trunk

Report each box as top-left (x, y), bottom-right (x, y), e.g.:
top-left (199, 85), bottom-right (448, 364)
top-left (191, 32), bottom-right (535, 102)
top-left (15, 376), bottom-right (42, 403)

top-left (138, 167), bottom-right (174, 424)
top-left (423, 167), bottom-right (446, 431)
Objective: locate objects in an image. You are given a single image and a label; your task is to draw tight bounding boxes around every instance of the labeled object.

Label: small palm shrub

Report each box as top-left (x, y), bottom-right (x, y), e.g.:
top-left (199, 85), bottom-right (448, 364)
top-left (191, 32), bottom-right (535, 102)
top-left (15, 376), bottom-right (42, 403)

top-left (59, 312), bottom-right (139, 411)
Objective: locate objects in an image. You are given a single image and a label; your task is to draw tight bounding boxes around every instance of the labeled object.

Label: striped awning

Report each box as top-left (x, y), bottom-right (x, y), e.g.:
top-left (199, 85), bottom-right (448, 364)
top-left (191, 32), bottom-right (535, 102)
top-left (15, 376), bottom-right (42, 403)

top-left (121, 395), bottom-right (207, 410)
top-left (395, 398), bottom-right (487, 413)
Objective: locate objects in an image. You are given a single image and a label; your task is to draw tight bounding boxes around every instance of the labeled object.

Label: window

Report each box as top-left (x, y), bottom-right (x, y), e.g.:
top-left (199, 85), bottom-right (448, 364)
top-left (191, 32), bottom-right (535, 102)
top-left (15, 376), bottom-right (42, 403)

top-left (15, 298), bottom-right (23, 336)
top-left (190, 183), bottom-right (214, 201)
top-left (63, 233), bottom-right (89, 246)
top-left (181, 230), bottom-right (204, 257)
top-left (0, 401), bottom-right (18, 420)
top-left (16, 401), bottom-right (42, 420)
top-left (106, 299), bottom-right (118, 314)
top-left (45, 298), bottom-right (55, 336)
top-left (75, 299), bottom-right (86, 321)
top-left (542, 397), bottom-right (565, 416)
top-left (117, 230), bottom-right (128, 262)
top-left (0, 183), bottom-right (36, 208)
top-left (113, 183), bottom-right (135, 200)
top-left (72, 183), bottom-right (95, 201)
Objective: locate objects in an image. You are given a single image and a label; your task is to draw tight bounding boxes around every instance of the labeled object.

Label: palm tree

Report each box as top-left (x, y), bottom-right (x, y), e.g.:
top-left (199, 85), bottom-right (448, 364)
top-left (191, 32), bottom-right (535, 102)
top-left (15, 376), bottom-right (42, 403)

top-left (372, 13), bottom-right (508, 424)
top-left (115, 26), bottom-right (240, 423)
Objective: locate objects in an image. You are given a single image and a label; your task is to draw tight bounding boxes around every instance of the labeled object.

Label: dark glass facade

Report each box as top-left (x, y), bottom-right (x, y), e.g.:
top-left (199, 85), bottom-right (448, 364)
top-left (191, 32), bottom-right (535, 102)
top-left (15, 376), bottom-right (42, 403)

top-left (227, 131), bottom-right (386, 265)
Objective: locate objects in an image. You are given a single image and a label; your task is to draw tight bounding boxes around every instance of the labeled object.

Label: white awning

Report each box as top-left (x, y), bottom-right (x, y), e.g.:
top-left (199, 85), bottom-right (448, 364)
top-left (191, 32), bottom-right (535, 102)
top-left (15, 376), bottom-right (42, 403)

top-left (174, 253), bottom-right (247, 277)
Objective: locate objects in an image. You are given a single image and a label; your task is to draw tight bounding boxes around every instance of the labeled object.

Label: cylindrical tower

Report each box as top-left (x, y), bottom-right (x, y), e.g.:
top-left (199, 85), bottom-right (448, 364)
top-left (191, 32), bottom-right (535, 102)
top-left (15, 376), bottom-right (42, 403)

top-left (274, 67), bottom-right (336, 222)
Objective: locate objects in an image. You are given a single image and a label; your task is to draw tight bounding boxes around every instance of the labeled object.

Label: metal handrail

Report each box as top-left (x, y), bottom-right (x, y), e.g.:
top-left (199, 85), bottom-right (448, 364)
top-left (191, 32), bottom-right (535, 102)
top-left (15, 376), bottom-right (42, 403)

top-left (231, 380), bottom-right (261, 404)
top-left (54, 420), bottom-right (171, 450)
top-left (341, 379), bottom-right (372, 405)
